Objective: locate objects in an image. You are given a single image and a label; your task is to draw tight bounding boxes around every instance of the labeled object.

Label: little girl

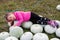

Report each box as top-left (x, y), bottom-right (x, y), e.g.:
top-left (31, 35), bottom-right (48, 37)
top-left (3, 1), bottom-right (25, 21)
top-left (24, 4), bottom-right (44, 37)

top-left (5, 11), bottom-right (58, 27)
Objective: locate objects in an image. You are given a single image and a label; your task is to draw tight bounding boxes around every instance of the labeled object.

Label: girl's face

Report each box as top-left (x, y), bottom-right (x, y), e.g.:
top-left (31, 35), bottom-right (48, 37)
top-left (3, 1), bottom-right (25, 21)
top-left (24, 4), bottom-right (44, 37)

top-left (7, 13), bottom-right (16, 21)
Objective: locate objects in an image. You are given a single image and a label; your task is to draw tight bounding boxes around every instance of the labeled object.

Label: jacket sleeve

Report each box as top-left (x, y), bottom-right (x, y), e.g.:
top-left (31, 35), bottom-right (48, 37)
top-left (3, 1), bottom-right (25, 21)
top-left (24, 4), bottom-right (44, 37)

top-left (15, 13), bottom-right (23, 26)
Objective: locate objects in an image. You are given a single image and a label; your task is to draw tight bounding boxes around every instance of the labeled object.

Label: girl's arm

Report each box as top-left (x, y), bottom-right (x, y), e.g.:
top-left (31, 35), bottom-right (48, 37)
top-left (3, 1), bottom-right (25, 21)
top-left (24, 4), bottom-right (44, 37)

top-left (13, 13), bottom-right (23, 26)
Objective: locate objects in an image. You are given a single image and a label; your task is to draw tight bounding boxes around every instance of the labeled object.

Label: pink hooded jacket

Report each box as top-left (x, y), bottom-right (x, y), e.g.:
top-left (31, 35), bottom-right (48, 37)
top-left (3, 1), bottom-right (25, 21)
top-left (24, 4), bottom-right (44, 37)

top-left (13, 11), bottom-right (31, 26)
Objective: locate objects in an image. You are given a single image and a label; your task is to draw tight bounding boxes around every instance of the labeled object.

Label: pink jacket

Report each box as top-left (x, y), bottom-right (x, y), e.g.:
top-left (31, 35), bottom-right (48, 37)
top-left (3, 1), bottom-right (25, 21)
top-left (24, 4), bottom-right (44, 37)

top-left (14, 11), bottom-right (31, 26)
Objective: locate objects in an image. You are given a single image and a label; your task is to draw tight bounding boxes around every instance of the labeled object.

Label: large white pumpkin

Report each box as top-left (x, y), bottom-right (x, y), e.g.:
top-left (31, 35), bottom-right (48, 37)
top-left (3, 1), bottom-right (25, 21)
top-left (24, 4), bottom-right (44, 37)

top-left (9, 26), bottom-right (24, 38)
top-left (56, 28), bottom-right (60, 37)
top-left (22, 21), bottom-right (33, 29)
top-left (44, 25), bottom-right (57, 34)
top-left (20, 32), bottom-right (33, 40)
top-left (33, 33), bottom-right (49, 40)
top-left (56, 5), bottom-right (60, 10)
top-left (0, 32), bottom-right (10, 40)
top-left (50, 38), bottom-right (60, 40)
top-left (5, 36), bottom-right (18, 40)
top-left (30, 24), bottom-right (43, 34)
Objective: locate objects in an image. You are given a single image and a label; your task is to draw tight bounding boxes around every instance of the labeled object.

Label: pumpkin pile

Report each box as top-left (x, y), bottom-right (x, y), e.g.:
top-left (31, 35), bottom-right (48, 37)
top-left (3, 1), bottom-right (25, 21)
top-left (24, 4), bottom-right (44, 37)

top-left (0, 20), bottom-right (60, 40)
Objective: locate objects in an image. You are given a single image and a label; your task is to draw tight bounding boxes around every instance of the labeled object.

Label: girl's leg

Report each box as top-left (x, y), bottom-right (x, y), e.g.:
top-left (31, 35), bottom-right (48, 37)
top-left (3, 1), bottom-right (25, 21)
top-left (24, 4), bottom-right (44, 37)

top-left (29, 12), bottom-right (58, 28)
top-left (30, 12), bottom-right (50, 25)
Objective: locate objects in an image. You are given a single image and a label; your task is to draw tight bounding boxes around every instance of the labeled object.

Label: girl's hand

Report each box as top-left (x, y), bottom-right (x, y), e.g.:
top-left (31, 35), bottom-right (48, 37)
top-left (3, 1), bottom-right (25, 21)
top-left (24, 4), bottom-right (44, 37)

top-left (8, 22), bottom-right (11, 26)
top-left (8, 21), bottom-right (13, 26)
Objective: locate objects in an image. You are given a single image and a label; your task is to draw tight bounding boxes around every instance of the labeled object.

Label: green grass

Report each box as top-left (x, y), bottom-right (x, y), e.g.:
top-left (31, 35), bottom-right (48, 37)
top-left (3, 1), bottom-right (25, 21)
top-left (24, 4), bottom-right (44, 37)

top-left (0, 0), bottom-right (60, 40)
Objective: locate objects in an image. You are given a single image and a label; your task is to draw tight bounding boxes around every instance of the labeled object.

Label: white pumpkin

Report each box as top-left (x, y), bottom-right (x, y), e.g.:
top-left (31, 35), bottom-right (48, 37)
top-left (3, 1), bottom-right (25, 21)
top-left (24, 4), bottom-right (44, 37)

top-left (33, 33), bottom-right (49, 40)
top-left (56, 28), bottom-right (60, 37)
top-left (14, 21), bottom-right (18, 25)
top-left (20, 32), bottom-right (33, 40)
top-left (5, 36), bottom-right (18, 40)
top-left (56, 5), bottom-right (60, 10)
top-left (0, 32), bottom-right (10, 40)
top-left (9, 26), bottom-right (24, 38)
top-left (22, 21), bottom-right (33, 29)
top-left (50, 38), bottom-right (60, 40)
top-left (30, 24), bottom-right (43, 34)
top-left (44, 25), bottom-right (57, 34)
